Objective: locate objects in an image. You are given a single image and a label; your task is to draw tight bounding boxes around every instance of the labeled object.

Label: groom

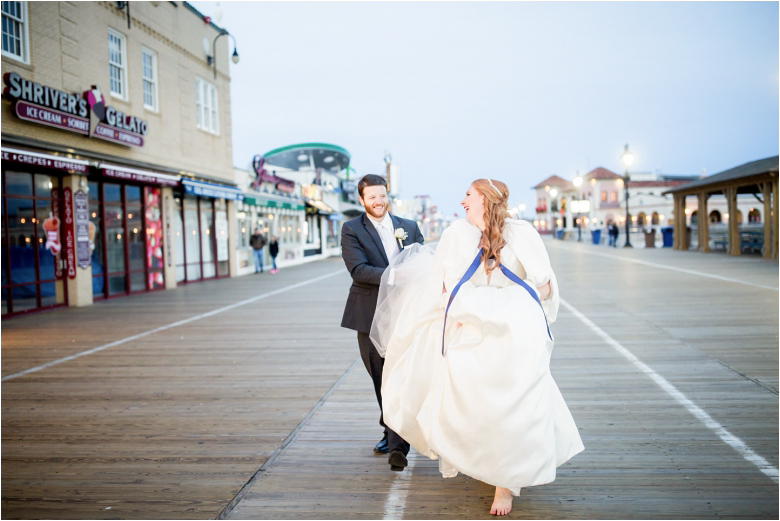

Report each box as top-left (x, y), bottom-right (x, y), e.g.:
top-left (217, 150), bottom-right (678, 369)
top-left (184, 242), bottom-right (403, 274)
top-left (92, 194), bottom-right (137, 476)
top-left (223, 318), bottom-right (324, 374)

top-left (341, 174), bottom-right (424, 471)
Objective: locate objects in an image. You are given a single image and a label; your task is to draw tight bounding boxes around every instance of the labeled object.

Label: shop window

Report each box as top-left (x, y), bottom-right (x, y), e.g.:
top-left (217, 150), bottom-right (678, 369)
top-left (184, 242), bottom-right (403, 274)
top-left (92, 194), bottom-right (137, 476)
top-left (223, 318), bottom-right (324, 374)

top-left (748, 209), bottom-right (761, 223)
top-left (141, 47), bottom-right (159, 111)
top-left (145, 187), bottom-right (164, 289)
top-left (215, 198), bottom-right (229, 277)
top-left (183, 196), bottom-right (201, 280)
top-left (195, 77), bottom-right (219, 134)
top-left (200, 199), bottom-right (215, 278)
top-left (89, 182), bottom-right (105, 297)
top-left (108, 28), bottom-right (128, 100)
top-left (173, 196), bottom-right (185, 283)
top-left (2, 170), bottom-right (66, 315)
top-left (1, 1), bottom-right (28, 63)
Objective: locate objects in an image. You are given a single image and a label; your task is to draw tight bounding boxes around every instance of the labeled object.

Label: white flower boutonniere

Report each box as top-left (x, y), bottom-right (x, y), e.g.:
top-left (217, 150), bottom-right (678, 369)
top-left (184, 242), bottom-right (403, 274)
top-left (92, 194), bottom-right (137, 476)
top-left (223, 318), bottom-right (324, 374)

top-left (394, 227), bottom-right (408, 249)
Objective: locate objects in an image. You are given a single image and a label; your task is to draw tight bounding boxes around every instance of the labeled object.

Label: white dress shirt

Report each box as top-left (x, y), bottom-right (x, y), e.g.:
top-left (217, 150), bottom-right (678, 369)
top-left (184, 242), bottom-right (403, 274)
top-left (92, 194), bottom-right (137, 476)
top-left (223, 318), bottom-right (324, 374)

top-left (368, 212), bottom-right (400, 264)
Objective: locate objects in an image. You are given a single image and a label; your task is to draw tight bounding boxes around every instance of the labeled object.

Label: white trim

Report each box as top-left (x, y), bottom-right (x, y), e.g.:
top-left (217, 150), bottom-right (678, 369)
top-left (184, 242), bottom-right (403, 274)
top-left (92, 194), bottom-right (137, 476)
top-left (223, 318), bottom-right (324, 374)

top-left (1, 146), bottom-right (90, 166)
top-left (1, 1), bottom-right (29, 64)
top-left (108, 27), bottom-right (128, 101)
top-left (141, 46), bottom-right (159, 112)
top-left (561, 298), bottom-right (779, 484)
top-left (98, 162), bottom-right (180, 183)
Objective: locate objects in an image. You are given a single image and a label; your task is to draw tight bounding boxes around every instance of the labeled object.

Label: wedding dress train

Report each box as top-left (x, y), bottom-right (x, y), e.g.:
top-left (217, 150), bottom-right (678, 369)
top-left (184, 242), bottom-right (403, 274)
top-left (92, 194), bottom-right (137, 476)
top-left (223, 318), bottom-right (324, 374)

top-left (371, 219), bottom-right (583, 494)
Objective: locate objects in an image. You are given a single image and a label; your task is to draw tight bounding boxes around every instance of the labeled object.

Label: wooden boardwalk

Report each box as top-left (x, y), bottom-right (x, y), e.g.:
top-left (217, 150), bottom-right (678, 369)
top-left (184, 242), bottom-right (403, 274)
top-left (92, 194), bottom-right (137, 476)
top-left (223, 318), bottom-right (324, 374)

top-left (2, 244), bottom-right (777, 519)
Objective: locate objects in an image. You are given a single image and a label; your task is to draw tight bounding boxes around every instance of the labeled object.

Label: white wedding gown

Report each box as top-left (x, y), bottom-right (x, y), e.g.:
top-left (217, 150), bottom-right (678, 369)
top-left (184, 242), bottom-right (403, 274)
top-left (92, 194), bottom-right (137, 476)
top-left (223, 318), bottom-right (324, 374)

top-left (371, 219), bottom-right (583, 495)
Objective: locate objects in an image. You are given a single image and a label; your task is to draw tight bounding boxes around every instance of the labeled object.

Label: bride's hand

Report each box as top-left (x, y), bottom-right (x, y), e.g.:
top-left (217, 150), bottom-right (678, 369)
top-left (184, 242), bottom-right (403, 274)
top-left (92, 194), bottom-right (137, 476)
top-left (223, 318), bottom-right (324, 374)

top-left (537, 280), bottom-right (552, 300)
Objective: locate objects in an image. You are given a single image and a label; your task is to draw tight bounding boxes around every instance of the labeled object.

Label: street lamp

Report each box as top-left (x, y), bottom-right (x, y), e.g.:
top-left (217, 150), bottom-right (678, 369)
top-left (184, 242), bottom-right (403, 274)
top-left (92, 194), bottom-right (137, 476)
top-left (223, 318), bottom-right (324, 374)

top-left (621, 144), bottom-right (634, 247)
top-left (573, 175), bottom-right (583, 241)
top-left (210, 30), bottom-right (240, 79)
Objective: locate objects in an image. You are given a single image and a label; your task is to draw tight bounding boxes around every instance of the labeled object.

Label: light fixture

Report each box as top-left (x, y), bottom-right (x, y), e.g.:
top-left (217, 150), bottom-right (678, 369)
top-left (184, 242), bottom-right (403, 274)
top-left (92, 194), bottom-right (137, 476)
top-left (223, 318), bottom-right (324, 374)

top-left (550, 188), bottom-right (558, 197)
top-left (297, 154), bottom-right (308, 162)
top-left (324, 156), bottom-right (334, 164)
top-left (573, 176), bottom-right (583, 187)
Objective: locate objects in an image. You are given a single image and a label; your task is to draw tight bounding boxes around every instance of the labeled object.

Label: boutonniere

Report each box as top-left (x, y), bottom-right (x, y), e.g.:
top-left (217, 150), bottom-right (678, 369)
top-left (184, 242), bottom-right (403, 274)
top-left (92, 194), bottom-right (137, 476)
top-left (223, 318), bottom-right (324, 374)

top-left (394, 227), bottom-right (408, 248)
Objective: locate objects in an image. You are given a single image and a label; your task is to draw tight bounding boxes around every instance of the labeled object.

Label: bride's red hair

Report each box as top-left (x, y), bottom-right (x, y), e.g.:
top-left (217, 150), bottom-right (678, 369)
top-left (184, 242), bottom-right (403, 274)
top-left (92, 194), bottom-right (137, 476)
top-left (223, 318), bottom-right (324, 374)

top-left (471, 178), bottom-right (510, 274)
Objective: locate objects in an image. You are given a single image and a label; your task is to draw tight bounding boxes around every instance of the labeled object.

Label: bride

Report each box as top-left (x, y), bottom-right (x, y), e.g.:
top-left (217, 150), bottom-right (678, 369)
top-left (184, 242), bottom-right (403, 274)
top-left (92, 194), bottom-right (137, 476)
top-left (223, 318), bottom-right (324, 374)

top-left (370, 178), bottom-right (584, 516)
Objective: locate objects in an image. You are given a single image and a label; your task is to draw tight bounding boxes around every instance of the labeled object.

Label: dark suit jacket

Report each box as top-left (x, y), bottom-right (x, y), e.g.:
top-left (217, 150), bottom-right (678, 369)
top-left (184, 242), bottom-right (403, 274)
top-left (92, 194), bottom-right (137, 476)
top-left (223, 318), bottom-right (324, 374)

top-left (341, 213), bottom-right (424, 333)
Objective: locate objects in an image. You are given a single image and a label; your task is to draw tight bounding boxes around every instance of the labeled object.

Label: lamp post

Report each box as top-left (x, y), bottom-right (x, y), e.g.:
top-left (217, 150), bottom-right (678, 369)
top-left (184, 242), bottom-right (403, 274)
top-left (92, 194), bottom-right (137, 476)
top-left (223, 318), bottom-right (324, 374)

top-left (573, 175), bottom-right (583, 241)
top-left (210, 30), bottom-right (239, 79)
top-left (621, 144), bottom-right (634, 247)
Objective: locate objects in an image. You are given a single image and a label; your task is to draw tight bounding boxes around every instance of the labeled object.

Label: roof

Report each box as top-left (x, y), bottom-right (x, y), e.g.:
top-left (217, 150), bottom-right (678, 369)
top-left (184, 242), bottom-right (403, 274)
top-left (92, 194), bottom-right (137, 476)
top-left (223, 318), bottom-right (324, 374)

top-left (533, 175), bottom-right (571, 189)
top-left (262, 143), bottom-right (351, 172)
top-left (630, 180), bottom-right (692, 188)
top-left (182, 2), bottom-right (228, 34)
top-left (662, 156), bottom-right (779, 195)
top-left (583, 167), bottom-right (620, 180)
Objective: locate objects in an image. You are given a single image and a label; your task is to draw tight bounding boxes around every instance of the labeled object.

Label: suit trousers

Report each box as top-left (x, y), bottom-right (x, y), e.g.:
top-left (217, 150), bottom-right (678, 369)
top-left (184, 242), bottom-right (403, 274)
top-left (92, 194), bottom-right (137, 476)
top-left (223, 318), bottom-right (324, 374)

top-left (357, 331), bottom-right (410, 456)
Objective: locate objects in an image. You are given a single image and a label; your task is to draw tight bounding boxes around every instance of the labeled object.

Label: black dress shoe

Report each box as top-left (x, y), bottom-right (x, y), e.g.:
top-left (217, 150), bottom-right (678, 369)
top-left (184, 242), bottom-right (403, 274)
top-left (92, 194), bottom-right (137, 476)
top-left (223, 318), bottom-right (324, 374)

top-left (374, 438), bottom-right (389, 454)
top-left (388, 449), bottom-right (408, 471)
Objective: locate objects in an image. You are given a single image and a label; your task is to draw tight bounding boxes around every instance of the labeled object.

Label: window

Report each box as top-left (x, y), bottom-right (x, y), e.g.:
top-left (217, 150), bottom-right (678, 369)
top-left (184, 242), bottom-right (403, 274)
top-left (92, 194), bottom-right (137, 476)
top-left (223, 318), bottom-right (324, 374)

top-left (108, 29), bottom-right (127, 99)
top-left (610, 191), bottom-right (618, 203)
top-left (2, 1), bottom-right (28, 63)
top-left (141, 47), bottom-right (158, 111)
top-left (195, 77), bottom-right (219, 134)
top-left (601, 191), bottom-right (607, 202)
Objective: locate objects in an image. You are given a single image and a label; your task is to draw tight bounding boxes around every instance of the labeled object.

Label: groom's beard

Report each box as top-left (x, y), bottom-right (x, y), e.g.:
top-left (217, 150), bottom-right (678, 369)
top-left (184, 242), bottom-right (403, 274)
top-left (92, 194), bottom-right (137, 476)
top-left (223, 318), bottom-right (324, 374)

top-left (364, 202), bottom-right (388, 220)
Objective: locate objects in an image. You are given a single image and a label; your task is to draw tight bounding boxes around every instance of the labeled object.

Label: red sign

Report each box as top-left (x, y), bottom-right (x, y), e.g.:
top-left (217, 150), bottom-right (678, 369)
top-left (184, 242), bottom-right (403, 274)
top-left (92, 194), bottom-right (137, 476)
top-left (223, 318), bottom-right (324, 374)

top-left (63, 187), bottom-right (76, 280)
top-left (1, 150), bottom-right (89, 174)
top-left (93, 122), bottom-right (144, 148)
top-left (14, 101), bottom-right (90, 135)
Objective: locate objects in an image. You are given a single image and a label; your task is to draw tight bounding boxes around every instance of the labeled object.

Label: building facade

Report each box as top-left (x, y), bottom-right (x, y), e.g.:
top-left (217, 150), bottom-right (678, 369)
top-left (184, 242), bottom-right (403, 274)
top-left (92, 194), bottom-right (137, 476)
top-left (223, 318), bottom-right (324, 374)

top-left (2, 1), bottom-right (240, 316)
top-left (532, 167), bottom-right (768, 245)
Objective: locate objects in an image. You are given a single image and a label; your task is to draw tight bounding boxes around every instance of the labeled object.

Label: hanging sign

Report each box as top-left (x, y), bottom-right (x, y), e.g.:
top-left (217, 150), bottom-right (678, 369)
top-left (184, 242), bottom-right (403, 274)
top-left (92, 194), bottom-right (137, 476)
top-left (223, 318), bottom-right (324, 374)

top-left (1, 148), bottom-right (89, 174)
top-left (74, 190), bottom-right (91, 269)
top-left (63, 187), bottom-right (77, 279)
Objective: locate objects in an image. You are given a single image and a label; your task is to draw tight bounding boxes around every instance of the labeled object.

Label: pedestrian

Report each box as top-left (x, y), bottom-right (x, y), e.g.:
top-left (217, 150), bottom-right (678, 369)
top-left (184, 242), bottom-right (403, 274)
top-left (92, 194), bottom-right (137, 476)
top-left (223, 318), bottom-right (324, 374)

top-left (371, 178), bottom-right (583, 515)
top-left (269, 236), bottom-right (279, 274)
top-left (340, 174), bottom-right (424, 472)
top-left (250, 227), bottom-right (267, 273)
top-left (610, 221), bottom-right (620, 247)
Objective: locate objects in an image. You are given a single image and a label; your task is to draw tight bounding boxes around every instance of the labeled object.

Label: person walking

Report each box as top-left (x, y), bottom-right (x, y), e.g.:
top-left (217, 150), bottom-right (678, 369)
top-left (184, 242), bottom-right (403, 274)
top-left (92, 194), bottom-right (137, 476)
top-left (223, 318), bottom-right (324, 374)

top-left (341, 174), bottom-right (424, 471)
top-left (250, 227), bottom-right (267, 273)
top-left (269, 236), bottom-right (279, 274)
top-left (371, 178), bottom-right (583, 515)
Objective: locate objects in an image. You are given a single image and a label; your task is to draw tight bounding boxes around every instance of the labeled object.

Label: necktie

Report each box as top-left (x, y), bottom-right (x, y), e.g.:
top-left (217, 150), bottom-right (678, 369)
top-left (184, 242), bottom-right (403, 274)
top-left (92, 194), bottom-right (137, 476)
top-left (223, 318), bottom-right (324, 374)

top-left (378, 222), bottom-right (399, 263)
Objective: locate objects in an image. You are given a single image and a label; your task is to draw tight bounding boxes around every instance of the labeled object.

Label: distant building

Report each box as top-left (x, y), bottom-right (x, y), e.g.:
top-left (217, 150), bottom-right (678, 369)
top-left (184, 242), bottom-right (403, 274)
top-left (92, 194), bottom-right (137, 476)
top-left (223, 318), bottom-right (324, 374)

top-left (532, 167), bottom-right (768, 242)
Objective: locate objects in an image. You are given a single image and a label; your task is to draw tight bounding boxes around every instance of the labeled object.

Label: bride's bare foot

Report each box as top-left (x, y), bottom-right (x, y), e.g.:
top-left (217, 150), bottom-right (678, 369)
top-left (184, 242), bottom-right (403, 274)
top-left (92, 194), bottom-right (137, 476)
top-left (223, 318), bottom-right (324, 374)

top-left (490, 487), bottom-right (513, 516)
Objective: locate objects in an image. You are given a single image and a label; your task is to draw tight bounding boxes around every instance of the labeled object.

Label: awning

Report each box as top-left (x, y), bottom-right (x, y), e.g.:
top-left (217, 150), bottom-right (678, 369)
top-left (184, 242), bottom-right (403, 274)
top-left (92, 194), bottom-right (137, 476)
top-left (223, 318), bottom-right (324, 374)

top-left (182, 179), bottom-right (243, 200)
top-left (100, 163), bottom-right (180, 186)
top-left (243, 196), bottom-right (305, 211)
top-left (2, 147), bottom-right (90, 174)
top-left (306, 200), bottom-right (335, 214)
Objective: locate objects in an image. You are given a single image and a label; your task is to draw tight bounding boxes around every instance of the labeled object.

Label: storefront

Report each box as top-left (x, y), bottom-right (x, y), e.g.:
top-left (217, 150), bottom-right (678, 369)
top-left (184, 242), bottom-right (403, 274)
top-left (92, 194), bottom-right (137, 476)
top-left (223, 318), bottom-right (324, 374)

top-left (236, 195), bottom-right (306, 275)
top-left (173, 179), bottom-right (241, 283)
top-left (88, 164), bottom-right (179, 299)
top-left (1, 148), bottom-right (88, 315)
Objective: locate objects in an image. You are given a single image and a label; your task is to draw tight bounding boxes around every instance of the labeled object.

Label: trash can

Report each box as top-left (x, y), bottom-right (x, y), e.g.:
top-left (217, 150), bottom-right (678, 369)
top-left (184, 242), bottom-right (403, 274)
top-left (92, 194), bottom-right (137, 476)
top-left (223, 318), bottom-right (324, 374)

top-left (644, 228), bottom-right (656, 248)
top-left (557, 230), bottom-right (563, 240)
top-left (591, 229), bottom-right (602, 245)
top-left (661, 227), bottom-right (674, 248)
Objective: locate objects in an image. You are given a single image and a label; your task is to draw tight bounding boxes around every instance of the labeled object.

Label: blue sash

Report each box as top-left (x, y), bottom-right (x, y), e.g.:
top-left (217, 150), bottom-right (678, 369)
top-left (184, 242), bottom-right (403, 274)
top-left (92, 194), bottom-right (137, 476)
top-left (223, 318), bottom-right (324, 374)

top-left (442, 249), bottom-right (552, 355)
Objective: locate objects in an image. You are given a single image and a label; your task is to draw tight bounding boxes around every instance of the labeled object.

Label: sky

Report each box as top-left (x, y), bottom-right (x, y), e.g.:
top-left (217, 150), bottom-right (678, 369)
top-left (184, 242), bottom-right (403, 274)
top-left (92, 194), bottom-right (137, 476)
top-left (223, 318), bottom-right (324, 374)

top-left (191, 0), bottom-right (779, 219)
